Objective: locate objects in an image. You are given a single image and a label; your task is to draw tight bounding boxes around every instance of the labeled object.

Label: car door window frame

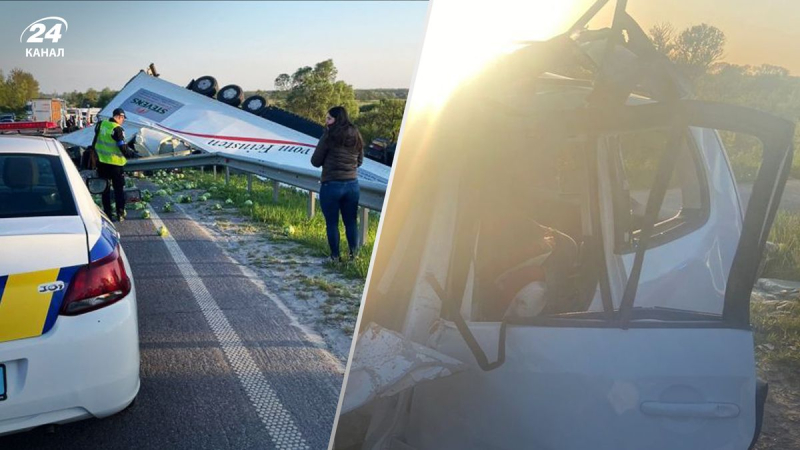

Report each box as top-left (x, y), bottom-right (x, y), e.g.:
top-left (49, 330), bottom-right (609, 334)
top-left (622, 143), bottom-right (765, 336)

top-left (608, 128), bottom-right (711, 254)
top-left (444, 100), bottom-right (792, 333)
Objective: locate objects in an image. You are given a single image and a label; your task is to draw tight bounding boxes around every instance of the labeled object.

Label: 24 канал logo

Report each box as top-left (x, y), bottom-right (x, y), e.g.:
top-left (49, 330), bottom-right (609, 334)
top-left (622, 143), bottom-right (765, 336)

top-left (20, 16), bottom-right (68, 58)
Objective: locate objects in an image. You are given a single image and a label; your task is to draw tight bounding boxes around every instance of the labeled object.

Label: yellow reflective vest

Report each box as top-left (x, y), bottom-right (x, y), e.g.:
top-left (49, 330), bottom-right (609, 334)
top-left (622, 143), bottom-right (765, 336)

top-left (95, 120), bottom-right (127, 166)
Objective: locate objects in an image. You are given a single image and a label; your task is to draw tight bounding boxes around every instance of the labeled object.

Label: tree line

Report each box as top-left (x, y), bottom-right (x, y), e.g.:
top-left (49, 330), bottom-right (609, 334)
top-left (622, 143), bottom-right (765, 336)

top-left (272, 59), bottom-right (407, 144)
top-left (0, 68), bottom-right (119, 117)
top-left (62, 88), bottom-right (119, 110)
top-left (0, 60), bottom-right (406, 145)
top-left (646, 22), bottom-right (800, 180)
top-left (0, 69), bottom-right (40, 116)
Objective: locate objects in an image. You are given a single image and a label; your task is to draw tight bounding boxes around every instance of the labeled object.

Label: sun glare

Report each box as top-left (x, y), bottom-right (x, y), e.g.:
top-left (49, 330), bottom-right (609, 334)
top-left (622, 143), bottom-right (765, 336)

top-left (408, 0), bottom-right (598, 115)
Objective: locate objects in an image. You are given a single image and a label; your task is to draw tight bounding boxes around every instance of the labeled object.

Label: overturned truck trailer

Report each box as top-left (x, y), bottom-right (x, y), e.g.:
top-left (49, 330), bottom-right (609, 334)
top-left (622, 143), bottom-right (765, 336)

top-left (335, 1), bottom-right (794, 450)
top-left (60, 72), bottom-right (391, 210)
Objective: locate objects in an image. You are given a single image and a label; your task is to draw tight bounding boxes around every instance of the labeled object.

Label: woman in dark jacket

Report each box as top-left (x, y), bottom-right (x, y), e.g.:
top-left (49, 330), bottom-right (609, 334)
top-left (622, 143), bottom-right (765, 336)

top-left (311, 106), bottom-right (364, 261)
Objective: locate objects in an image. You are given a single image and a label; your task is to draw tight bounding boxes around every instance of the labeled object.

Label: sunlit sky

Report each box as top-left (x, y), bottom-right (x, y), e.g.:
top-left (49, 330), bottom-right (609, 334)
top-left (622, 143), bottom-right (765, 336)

top-left (0, 1), bottom-right (429, 94)
top-left (404, 0), bottom-right (800, 113)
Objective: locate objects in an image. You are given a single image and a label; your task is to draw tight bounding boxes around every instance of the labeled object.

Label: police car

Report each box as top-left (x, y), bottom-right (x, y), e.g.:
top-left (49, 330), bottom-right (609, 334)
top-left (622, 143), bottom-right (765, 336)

top-left (0, 135), bottom-right (139, 435)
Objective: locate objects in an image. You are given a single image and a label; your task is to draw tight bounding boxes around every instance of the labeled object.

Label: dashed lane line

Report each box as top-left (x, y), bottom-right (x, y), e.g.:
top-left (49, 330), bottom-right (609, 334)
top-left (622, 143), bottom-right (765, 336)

top-left (148, 208), bottom-right (310, 450)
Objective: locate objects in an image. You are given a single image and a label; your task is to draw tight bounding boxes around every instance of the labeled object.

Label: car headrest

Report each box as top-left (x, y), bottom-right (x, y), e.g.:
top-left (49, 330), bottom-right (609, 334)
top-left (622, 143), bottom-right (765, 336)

top-left (3, 157), bottom-right (40, 189)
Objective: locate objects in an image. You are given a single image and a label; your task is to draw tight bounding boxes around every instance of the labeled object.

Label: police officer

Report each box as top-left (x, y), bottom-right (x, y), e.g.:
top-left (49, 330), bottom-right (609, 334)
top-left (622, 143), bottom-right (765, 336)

top-left (92, 108), bottom-right (138, 221)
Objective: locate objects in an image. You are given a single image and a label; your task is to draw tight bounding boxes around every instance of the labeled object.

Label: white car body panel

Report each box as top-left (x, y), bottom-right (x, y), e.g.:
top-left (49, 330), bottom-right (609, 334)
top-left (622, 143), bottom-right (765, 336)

top-left (407, 323), bottom-right (755, 450)
top-left (0, 217), bottom-right (87, 276)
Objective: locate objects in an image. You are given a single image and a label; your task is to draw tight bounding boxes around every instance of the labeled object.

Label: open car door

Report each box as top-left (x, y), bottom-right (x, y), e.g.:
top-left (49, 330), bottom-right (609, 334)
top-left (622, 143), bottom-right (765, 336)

top-left (389, 99), bottom-right (793, 450)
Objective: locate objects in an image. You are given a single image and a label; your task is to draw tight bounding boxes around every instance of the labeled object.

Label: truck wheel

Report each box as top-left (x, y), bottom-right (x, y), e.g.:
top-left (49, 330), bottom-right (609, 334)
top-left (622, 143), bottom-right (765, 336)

top-left (192, 76), bottom-right (218, 97)
top-left (242, 95), bottom-right (267, 115)
top-left (217, 85), bottom-right (244, 107)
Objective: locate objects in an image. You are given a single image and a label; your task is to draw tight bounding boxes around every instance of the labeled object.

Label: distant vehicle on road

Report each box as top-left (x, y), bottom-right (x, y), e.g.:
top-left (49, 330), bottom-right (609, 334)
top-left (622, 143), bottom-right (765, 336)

top-left (365, 137), bottom-right (396, 166)
top-left (0, 115), bottom-right (14, 124)
top-left (66, 107), bottom-right (101, 127)
top-left (0, 135), bottom-right (140, 436)
top-left (27, 99), bottom-right (66, 129)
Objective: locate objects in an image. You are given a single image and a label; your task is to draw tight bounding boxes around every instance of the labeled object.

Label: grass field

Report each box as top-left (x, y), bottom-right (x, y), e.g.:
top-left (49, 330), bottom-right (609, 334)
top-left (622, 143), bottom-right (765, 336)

top-left (754, 212), bottom-right (800, 374)
top-left (753, 298), bottom-right (800, 372)
top-left (763, 212), bottom-right (800, 282)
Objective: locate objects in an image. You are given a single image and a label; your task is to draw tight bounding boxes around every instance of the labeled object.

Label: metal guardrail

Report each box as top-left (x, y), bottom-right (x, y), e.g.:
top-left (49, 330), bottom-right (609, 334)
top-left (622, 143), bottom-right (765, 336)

top-left (124, 152), bottom-right (386, 247)
top-left (125, 153), bottom-right (386, 211)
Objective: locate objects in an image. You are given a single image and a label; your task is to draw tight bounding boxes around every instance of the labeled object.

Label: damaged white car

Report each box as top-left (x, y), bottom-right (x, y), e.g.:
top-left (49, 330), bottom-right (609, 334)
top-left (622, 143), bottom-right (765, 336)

top-left (334, 2), bottom-right (795, 450)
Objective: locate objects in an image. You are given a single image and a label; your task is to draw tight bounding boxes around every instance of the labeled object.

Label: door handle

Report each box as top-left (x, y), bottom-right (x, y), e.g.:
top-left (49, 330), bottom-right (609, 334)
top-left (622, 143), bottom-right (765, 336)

top-left (640, 401), bottom-right (740, 419)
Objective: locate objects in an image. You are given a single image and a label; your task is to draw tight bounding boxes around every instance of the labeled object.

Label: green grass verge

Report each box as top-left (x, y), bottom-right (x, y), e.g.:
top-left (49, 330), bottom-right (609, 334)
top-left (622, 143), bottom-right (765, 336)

top-left (762, 212), bottom-right (800, 282)
top-left (146, 169), bottom-right (379, 279)
top-left (753, 211), bottom-right (800, 374)
top-left (752, 300), bottom-right (800, 373)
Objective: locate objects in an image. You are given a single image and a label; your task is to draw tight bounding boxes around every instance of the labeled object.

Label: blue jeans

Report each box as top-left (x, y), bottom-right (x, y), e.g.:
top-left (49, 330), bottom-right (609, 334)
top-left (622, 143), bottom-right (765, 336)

top-left (319, 179), bottom-right (360, 258)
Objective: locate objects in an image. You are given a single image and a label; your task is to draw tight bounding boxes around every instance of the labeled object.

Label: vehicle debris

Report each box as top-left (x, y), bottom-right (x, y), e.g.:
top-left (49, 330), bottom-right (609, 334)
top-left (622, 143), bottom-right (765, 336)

top-left (341, 323), bottom-right (466, 414)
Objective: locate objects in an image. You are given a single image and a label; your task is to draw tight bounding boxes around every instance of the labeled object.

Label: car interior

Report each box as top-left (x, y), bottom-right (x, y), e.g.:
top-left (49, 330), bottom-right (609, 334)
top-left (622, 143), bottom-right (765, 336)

top-left (454, 121), bottom-right (709, 323)
top-left (0, 155), bottom-right (72, 218)
top-left (442, 128), bottom-right (594, 323)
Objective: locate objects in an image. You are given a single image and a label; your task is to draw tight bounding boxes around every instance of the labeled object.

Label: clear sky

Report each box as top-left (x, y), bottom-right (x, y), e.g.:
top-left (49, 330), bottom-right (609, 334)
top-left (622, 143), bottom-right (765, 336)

top-left (0, 1), bottom-right (429, 94)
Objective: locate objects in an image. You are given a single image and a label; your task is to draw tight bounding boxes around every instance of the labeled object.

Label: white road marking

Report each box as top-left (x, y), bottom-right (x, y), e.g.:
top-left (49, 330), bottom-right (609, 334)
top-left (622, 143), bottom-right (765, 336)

top-left (148, 208), bottom-right (309, 450)
top-left (172, 202), bottom-right (345, 374)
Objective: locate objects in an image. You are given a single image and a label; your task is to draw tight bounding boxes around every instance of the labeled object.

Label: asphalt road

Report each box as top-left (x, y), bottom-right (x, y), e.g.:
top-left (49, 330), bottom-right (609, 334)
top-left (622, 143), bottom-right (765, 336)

top-left (739, 179), bottom-right (800, 213)
top-left (0, 196), bottom-right (343, 449)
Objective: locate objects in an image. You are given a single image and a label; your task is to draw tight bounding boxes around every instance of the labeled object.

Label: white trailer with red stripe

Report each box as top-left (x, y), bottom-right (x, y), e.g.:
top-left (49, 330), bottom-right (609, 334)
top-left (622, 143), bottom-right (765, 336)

top-left (59, 72), bottom-right (391, 199)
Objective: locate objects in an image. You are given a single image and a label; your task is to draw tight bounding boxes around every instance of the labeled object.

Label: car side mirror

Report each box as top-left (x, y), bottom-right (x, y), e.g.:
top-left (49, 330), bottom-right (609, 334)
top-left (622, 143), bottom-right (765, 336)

top-left (86, 178), bottom-right (108, 194)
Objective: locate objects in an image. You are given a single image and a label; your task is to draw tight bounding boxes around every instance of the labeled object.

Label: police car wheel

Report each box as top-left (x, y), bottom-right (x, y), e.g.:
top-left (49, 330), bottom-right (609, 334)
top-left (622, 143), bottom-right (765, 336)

top-left (192, 75), bottom-right (218, 97)
top-left (217, 84), bottom-right (244, 107)
top-left (242, 95), bottom-right (267, 115)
